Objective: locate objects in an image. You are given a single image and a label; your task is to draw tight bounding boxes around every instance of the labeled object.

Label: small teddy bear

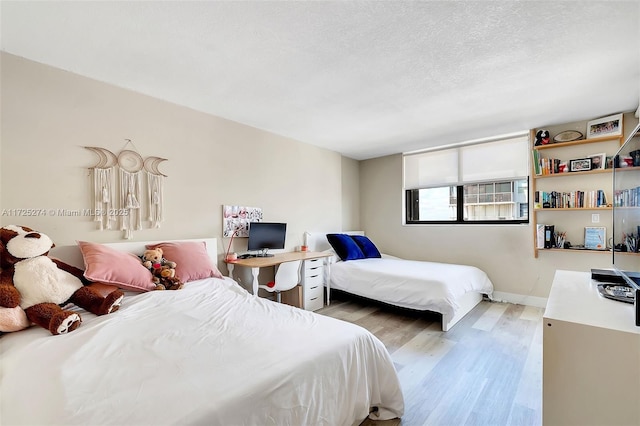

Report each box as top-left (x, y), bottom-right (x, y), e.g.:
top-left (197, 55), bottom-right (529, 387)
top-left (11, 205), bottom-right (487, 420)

top-left (140, 248), bottom-right (183, 291)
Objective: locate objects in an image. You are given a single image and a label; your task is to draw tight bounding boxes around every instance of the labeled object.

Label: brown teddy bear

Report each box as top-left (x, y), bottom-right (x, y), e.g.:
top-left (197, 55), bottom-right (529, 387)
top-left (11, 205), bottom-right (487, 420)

top-left (0, 225), bottom-right (124, 335)
top-left (140, 248), bottom-right (183, 291)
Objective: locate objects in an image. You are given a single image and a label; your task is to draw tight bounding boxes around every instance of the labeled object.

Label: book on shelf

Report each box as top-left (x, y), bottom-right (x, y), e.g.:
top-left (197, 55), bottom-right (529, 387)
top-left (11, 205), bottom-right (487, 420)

top-left (532, 150), bottom-right (541, 176)
top-left (536, 224), bottom-right (545, 249)
top-left (535, 189), bottom-right (607, 208)
top-left (614, 186), bottom-right (640, 207)
top-left (532, 153), bottom-right (566, 175)
top-left (544, 225), bottom-right (555, 249)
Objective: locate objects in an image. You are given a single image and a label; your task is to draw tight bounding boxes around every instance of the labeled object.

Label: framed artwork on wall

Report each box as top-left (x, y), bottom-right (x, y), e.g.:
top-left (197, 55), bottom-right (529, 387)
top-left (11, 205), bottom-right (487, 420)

top-left (222, 205), bottom-right (263, 237)
top-left (586, 113), bottom-right (623, 139)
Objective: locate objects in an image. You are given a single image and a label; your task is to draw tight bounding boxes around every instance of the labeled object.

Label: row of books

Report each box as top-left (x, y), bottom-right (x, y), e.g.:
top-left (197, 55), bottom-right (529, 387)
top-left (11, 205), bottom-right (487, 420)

top-left (613, 187), bottom-right (640, 207)
top-left (534, 190), bottom-right (608, 209)
top-left (532, 150), bottom-right (564, 175)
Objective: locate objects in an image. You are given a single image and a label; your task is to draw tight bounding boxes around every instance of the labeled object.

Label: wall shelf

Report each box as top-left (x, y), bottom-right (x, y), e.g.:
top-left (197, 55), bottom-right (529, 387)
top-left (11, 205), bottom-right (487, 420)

top-left (535, 134), bottom-right (623, 150)
top-left (531, 120), bottom-right (628, 258)
top-left (535, 207), bottom-right (612, 211)
top-left (535, 169), bottom-right (612, 178)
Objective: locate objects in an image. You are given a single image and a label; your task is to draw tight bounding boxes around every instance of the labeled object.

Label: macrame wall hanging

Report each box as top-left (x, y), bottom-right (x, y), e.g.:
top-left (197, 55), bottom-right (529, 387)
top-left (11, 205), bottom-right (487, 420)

top-left (84, 147), bottom-right (117, 230)
top-left (144, 156), bottom-right (167, 229)
top-left (85, 139), bottom-right (169, 239)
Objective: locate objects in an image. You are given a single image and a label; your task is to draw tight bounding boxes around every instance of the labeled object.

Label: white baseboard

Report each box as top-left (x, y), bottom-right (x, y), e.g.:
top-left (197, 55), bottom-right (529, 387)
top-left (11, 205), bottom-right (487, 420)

top-left (491, 291), bottom-right (548, 309)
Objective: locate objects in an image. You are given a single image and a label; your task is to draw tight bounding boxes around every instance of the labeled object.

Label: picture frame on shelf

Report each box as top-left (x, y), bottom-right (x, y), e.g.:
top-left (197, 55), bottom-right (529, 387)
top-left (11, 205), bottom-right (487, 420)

top-left (569, 158), bottom-right (592, 172)
top-left (586, 113), bottom-right (623, 139)
top-left (584, 226), bottom-right (606, 250)
top-left (587, 153), bottom-right (606, 170)
top-left (605, 156), bottom-right (614, 169)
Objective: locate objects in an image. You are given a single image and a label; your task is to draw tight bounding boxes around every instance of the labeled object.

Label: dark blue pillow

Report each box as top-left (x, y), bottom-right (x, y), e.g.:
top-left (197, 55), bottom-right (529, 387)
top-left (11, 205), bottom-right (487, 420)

top-left (326, 233), bottom-right (365, 261)
top-left (350, 235), bottom-right (381, 258)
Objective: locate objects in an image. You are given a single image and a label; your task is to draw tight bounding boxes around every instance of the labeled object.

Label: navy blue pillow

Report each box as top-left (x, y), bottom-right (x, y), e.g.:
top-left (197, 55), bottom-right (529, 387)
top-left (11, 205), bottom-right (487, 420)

top-left (350, 235), bottom-right (381, 258)
top-left (326, 233), bottom-right (365, 261)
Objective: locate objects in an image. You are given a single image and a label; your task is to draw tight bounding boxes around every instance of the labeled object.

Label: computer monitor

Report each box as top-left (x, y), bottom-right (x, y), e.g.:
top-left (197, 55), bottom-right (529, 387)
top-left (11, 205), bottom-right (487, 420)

top-left (247, 222), bottom-right (287, 257)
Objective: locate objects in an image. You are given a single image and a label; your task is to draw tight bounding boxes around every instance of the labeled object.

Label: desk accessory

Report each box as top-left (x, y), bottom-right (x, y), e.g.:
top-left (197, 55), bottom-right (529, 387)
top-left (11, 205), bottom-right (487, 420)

top-left (544, 225), bottom-right (555, 249)
top-left (597, 283), bottom-right (635, 303)
top-left (225, 227), bottom-right (242, 262)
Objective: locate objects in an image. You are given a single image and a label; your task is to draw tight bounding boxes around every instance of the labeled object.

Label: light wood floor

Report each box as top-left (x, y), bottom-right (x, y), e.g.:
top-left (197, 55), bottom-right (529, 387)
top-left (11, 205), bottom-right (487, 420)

top-left (317, 291), bottom-right (543, 426)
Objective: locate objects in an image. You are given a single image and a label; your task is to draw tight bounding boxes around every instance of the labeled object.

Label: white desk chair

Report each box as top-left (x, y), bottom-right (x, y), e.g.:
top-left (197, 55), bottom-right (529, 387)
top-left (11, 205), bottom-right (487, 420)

top-left (258, 260), bottom-right (301, 303)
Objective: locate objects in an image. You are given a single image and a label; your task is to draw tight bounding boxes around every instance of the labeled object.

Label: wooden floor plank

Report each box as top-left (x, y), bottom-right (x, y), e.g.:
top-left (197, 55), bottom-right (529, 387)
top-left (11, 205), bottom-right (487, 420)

top-left (318, 293), bottom-right (543, 426)
top-left (471, 301), bottom-right (508, 331)
top-left (519, 305), bottom-right (543, 322)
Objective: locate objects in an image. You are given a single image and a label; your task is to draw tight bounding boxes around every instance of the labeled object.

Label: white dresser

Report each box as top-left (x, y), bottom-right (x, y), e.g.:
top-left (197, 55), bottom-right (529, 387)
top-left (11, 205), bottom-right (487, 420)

top-left (301, 257), bottom-right (325, 311)
top-left (543, 270), bottom-right (640, 426)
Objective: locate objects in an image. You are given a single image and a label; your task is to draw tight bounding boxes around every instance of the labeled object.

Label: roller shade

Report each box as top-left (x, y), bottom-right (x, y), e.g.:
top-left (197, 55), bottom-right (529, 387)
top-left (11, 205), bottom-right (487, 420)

top-left (403, 134), bottom-right (529, 189)
top-left (403, 149), bottom-right (458, 189)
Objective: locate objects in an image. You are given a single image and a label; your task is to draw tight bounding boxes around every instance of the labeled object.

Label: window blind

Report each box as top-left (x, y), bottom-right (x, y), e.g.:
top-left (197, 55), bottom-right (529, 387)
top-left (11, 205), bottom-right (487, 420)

top-left (403, 134), bottom-right (529, 189)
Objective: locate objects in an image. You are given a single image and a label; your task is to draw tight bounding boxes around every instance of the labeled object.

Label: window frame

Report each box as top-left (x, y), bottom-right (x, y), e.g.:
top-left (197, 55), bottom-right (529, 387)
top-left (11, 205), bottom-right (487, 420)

top-left (403, 133), bottom-right (530, 226)
top-left (405, 178), bottom-right (530, 225)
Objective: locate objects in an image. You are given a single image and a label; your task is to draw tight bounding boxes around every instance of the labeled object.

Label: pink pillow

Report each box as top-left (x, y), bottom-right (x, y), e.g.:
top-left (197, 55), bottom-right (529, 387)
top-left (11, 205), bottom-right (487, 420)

top-left (78, 241), bottom-right (157, 292)
top-left (146, 241), bottom-right (223, 283)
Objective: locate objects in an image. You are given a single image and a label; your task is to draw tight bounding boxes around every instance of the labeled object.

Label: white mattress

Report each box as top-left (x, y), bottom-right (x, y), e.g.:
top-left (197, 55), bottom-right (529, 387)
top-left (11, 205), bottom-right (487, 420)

top-left (330, 257), bottom-right (494, 319)
top-left (0, 277), bottom-right (404, 425)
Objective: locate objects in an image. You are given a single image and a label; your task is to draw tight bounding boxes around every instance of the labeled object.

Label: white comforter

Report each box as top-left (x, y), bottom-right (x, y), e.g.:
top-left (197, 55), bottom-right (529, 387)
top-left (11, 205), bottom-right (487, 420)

top-left (330, 257), bottom-right (494, 319)
top-left (0, 277), bottom-right (403, 426)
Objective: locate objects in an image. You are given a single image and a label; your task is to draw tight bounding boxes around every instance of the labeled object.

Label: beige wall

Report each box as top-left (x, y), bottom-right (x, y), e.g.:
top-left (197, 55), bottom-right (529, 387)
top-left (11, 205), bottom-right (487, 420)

top-left (0, 53), bottom-right (357, 270)
top-left (341, 156), bottom-right (360, 231)
top-left (359, 155), bottom-right (619, 300)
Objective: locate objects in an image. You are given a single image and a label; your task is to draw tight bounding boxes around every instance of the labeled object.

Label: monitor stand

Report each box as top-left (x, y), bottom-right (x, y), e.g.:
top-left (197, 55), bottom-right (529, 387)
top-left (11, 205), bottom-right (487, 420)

top-left (256, 249), bottom-right (274, 258)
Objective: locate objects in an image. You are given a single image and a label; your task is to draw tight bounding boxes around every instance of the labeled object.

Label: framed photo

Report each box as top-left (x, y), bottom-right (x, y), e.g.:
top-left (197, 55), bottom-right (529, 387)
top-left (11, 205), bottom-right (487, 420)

top-left (587, 153), bottom-right (606, 170)
top-left (569, 158), bottom-right (592, 172)
top-left (587, 113), bottom-right (623, 139)
top-left (605, 156), bottom-right (614, 169)
top-left (584, 226), bottom-right (606, 250)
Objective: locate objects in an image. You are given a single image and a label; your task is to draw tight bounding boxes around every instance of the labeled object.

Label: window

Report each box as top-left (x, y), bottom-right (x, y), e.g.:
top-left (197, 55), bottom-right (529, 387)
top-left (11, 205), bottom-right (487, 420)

top-left (404, 135), bottom-right (529, 224)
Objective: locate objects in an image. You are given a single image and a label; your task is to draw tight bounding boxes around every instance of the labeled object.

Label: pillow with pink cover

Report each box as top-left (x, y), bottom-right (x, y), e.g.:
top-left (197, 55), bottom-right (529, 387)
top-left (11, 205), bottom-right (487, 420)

top-left (78, 241), bottom-right (156, 292)
top-left (145, 241), bottom-right (223, 283)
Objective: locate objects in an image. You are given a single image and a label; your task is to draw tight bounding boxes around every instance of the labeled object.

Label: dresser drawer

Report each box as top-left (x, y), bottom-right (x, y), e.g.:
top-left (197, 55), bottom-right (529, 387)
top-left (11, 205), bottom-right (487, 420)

top-left (304, 287), bottom-right (324, 311)
top-left (304, 273), bottom-right (323, 287)
top-left (304, 258), bottom-right (324, 273)
top-left (305, 281), bottom-right (324, 300)
top-left (305, 297), bottom-right (323, 312)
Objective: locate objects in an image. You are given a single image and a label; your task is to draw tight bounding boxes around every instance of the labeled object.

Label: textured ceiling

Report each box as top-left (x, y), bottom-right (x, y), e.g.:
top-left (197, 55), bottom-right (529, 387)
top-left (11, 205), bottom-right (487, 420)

top-left (1, 1), bottom-right (639, 160)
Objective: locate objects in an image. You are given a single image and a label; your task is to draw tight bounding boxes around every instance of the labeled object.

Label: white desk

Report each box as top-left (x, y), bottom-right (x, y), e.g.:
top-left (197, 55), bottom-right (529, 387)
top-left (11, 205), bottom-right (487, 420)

top-left (543, 270), bottom-right (640, 426)
top-left (225, 251), bottom-right (333, 306)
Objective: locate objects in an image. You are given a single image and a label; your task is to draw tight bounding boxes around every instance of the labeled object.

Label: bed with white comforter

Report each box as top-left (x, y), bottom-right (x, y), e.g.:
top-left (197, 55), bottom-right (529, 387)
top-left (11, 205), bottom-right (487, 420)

top-left (330, 256), bottom-right (494, 330)
top-left (0, 241), bottom-right (403, 426)
top-left (311, 232), bottom-right (494, 331)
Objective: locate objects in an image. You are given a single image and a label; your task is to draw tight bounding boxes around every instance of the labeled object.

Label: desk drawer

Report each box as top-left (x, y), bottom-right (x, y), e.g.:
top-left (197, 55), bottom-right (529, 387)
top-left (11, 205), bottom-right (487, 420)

top-left (304, 258), bottom-right (323, 273)
top-left (305, 281), bottom-right (324, 300)
top-left (305, 296), bottom-right (324, 312)
top-left (305, 286), bottom-right (324, 311)
top-left (304, 273), bottom-right (323, 287)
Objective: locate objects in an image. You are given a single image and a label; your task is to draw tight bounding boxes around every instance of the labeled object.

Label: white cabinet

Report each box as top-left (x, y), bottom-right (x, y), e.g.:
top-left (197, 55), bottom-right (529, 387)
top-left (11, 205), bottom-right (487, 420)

top-left (543, 270), bottom-right (640, 426)
top-left (301, 258), bottom-right (324, 311)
